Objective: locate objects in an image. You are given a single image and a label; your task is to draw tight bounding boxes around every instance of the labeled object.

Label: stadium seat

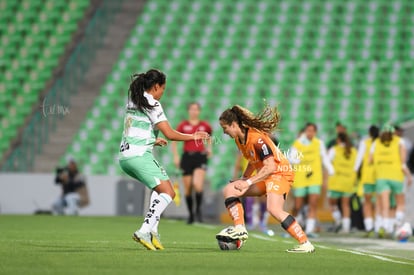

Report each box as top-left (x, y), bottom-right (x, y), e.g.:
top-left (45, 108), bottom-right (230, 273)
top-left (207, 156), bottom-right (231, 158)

top-left (61, 0), bottom-right (413, 190)
top-left (0, 0), bottom-right (89, 158)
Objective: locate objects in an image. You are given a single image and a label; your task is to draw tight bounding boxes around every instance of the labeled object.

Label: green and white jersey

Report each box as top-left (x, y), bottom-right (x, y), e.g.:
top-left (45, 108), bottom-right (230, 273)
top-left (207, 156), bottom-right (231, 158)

top-left (118, 92), bottom-right (167, 159)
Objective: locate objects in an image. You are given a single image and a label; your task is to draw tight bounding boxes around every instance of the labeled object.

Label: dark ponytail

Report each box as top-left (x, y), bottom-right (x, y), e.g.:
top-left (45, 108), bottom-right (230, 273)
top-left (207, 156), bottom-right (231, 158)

top-left (337, 132), bottom-right (352, 159)
top-left (128, 69), bottom-right (166, 113)
top-left (369, 125), bottom-right (379, 140)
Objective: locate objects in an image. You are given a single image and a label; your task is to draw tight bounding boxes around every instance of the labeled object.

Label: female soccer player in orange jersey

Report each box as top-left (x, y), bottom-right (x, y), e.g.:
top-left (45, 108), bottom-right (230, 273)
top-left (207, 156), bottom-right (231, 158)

top-left (216, 105), bottom-right (315, 253)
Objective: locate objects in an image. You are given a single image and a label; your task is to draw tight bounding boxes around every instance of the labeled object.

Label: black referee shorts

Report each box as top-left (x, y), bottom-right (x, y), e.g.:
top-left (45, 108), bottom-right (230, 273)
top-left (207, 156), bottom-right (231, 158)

top-left (180, 152), bottom-right (208, 176)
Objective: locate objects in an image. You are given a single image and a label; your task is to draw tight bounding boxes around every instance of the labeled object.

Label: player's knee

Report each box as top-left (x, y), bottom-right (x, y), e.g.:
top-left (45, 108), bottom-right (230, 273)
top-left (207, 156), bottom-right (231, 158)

top-left (222, 184), bottom-right (233, 197)
top-left (169, 189), bottom-right (176, 199)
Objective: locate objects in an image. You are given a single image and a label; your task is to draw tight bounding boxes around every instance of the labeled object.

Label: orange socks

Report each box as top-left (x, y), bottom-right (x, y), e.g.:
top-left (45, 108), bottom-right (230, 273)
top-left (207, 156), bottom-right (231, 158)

top-left (281, 215), bottom-right (308, 244)
top-left (224, 197), bottom-right (245, 226)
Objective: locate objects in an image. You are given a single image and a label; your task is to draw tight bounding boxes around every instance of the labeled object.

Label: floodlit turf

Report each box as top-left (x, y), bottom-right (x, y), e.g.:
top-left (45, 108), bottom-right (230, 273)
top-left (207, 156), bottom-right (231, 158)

top-left (0, 215), bottom-right (413, 275)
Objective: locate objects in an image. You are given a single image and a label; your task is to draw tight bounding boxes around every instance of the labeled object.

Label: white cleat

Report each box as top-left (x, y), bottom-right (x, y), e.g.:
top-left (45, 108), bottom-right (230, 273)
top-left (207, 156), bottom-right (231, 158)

top-left (286, 241), bottom-right (315, 253)
top-left (132, 231), bottom-right (156, 251)
top-left (216, 226), bottom-right (249, 241)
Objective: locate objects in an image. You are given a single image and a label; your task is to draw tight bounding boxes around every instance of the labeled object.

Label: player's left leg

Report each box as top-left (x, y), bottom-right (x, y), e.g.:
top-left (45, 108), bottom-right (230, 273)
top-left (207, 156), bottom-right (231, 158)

top-left (121, 154), bottom-right (173, 250)
top-left (134, 180), bottom-right (175, 250)
top-left (219, 182), bottom-right (264, 240)
top-left (264, 177), bottom-right (314, 253)
top-left (193, 167), bottom-right (206, 222)
top-left (340, 194), bottom-right (351, 233)
top-left (392, 181), bottom-right (405, 229)
top-left (306, 185), bottom-right (321, 236)
top-left (376, 179), bottom-right (394, 237)
top-left (328, 191), bottom-right (341, 231)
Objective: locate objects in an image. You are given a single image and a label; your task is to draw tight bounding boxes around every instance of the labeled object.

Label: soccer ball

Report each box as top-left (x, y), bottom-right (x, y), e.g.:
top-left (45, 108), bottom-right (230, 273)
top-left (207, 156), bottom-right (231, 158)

top-left (216, 226), bottom-right (244, 250)
top-left (217, 238), bottom-right (244, 250)
top-left (395, 222), bottom-right (413, 242)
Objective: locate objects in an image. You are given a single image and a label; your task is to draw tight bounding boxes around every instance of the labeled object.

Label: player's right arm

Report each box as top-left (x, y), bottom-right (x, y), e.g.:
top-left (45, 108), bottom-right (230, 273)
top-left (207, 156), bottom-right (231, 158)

top-left (242, 162), bottom-right (255, 179)
top-left (354, 139), bottom-right (366, 171)
top-left (157, 121), bottom-right (209, 141)
top-left (399, 140), bottom-right (412, 186)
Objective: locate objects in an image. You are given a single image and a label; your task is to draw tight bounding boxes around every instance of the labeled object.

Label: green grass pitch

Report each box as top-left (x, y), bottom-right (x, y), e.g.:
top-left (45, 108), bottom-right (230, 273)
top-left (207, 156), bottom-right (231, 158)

top-left (0, 215), bottom-right (413, 275)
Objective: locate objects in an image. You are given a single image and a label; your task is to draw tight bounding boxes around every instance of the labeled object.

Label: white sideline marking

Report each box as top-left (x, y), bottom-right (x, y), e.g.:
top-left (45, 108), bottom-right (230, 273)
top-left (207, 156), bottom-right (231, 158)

top-left (314, 245), bottom-right (330, 249)
top-left (188, 222), bottom-right (414, 265)
top-left (250, 233), bottom-right (278, 242)
top-left (338, 249), bottom-right (414, 266)
top-left (193, 223), bottom-right (219, 230)
top-left (249, 233), bottom-right (413, 266)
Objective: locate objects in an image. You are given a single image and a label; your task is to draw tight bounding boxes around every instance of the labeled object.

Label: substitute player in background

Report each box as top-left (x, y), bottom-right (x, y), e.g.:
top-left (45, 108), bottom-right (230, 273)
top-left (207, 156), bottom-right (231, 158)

top-left (327, 132), bottom-right (357, 233)
top-left (354, 125), bottom-right (379, 236)
top-left (216, 105), bottom-right (314, 253)
top-left (289, 123), bottom-right (334, 237)
top-left (118, 69), bottom-right (209, 250)
top-left (370, 124), bottom-right (412, 237)
top-left (172, 102), bottom-right (212, 224)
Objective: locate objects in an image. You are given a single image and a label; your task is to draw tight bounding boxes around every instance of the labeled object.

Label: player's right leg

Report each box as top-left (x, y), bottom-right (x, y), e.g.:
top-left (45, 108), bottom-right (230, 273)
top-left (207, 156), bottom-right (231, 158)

top-left (306, 185), bottom-right (321, 237)
top-left (265, 177), bottom-right (314, 253)
top-left (292, 188), bottom-right (306, 226)
top-left (119, 154), bottom-right (173, 250)
top-left (363, 184), bottom-right (375, 236)
top-left (328, 191), bottom-right (342, 232)
top-left (217, 182), bottom-right (264, 241)
top-left (376, 180), bottom-right (392, 237)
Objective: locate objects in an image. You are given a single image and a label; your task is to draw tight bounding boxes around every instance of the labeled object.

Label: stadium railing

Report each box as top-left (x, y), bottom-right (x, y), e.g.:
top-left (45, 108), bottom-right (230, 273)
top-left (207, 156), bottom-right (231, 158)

top-left (1, 0), bottom-right (124, 172)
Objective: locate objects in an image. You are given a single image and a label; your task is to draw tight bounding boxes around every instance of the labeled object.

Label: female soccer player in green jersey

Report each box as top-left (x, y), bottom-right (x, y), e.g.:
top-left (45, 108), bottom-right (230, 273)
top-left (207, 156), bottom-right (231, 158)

top-left (118, 69), bottom-right (209, 250)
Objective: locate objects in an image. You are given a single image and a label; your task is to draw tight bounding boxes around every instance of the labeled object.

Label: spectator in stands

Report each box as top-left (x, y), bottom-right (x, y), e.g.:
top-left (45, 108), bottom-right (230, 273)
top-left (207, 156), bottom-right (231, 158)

top-left (171, 102), bottom-right (212, 224)
top-left (327, 122), bottom-right (347, 149)
top-left (52, 159), bottom-right (89, 215)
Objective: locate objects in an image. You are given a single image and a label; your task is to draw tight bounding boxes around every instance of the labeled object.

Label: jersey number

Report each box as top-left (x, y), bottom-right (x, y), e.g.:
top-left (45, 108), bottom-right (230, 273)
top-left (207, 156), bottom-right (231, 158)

top-left (120, 142), bottom-right (130, 152)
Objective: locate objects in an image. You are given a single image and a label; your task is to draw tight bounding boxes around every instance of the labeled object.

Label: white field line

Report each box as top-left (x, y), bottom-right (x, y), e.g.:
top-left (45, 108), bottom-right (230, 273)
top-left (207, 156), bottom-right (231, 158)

top-left (249, 233), bottom-right (414, 266)
top-left (186, 222), bottom-right (414, 265)
top-left (337, 249), bottom-right (414, 266)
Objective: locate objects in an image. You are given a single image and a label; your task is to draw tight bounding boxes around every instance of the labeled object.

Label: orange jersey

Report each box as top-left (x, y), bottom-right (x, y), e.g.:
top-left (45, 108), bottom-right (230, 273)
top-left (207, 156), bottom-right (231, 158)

top-left (235, 128), bottom-right (294, 183)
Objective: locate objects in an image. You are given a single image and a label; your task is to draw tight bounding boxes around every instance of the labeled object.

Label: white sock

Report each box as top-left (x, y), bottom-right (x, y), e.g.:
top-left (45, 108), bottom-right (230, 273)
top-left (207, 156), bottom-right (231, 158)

top-left (384, 218), bottom-right (393, 234)
top-left (332, 208), bottom-right (342, 226)
top-left (305, 218), bottom-right (316, 234)
top-left (138, 193), bottom-right (172, 234)
top-left (342, 218), bottom-right (351, 233)
top-left (374, 215), bottom-right (383, 233)
top-left (150, 192), bottom-right (160, 233)
top-left (364, 217), bottom-right (374, 232)
top-left (396, 211), bottom-right (405, 226)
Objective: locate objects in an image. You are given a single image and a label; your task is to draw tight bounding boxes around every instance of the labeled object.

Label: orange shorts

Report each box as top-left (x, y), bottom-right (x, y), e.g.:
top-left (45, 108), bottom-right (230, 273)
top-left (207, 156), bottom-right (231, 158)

top-left (256, 174), bottom-right (293, 196)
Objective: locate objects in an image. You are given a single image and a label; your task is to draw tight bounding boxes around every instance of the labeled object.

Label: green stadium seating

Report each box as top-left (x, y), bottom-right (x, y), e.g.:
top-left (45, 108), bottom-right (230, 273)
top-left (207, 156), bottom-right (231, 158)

top-left (62, 0), bottom-right (413, 189)
top-left (0, 0), bottom-right (89, 159)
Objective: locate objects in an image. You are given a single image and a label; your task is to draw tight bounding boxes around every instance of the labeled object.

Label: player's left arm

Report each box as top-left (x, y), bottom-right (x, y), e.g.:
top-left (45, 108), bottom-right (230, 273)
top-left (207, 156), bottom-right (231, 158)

top-left (400, 140), bottom-right (412, 186)
top-left (238, 138), bottom-right (277, 185)
top-left (247, 157), bottom-right (276, 184)
top-left (320, 141), bottom-right (335, 175)
top-left (205, 122), bottom-right (213, 157)
top-left (242, 162), bottom-right (256, 179)
top-left (234, 157), bottom-right (276, 192)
